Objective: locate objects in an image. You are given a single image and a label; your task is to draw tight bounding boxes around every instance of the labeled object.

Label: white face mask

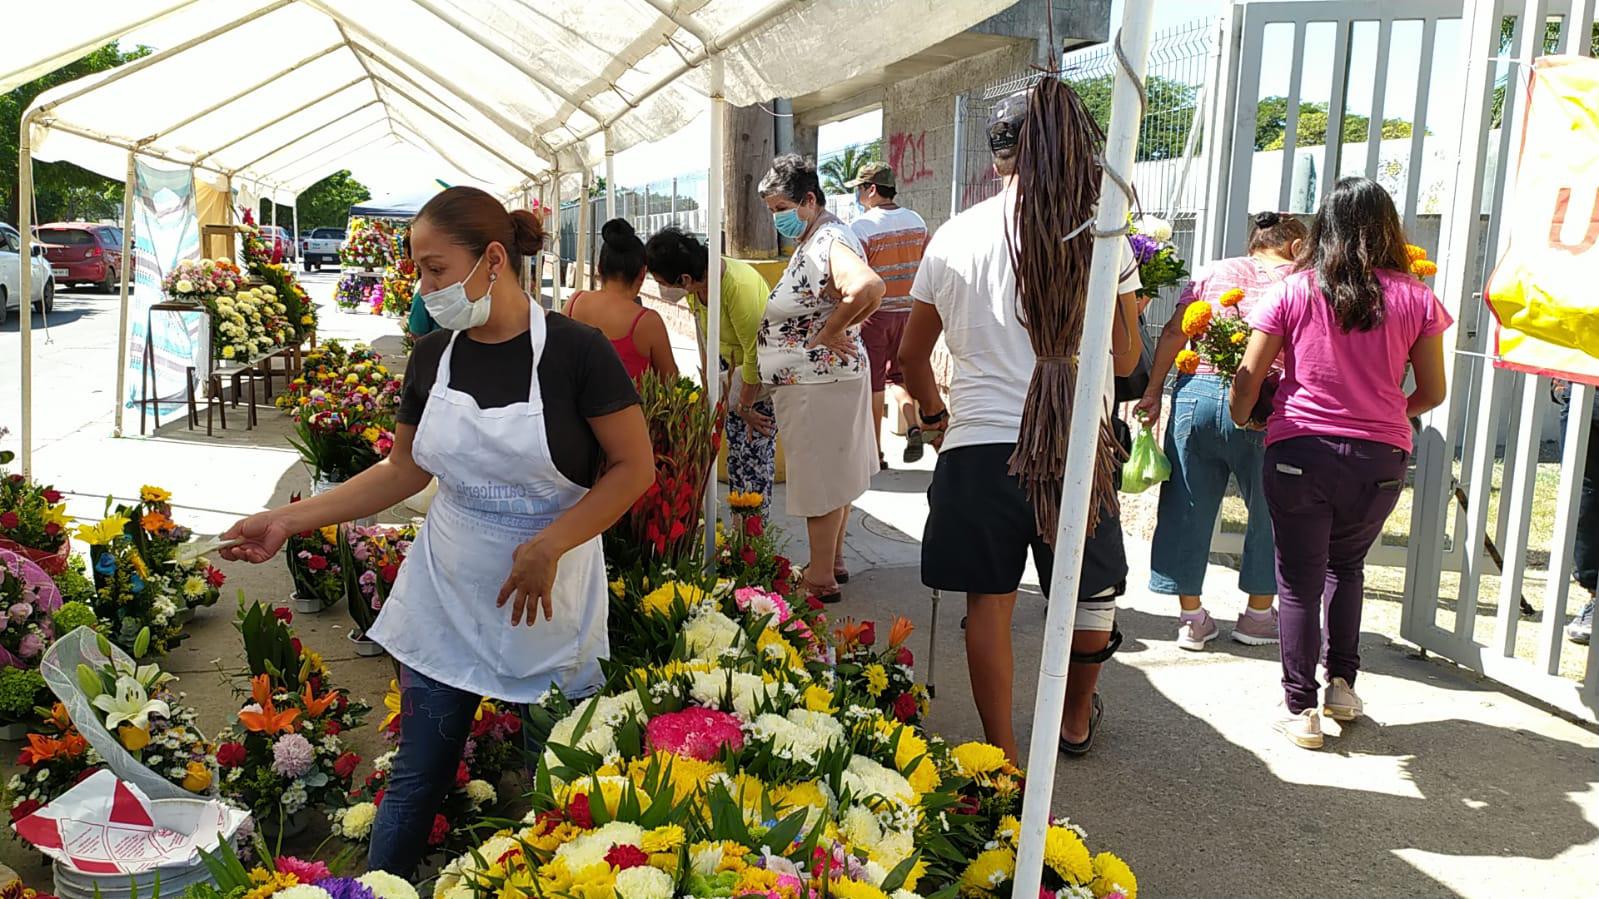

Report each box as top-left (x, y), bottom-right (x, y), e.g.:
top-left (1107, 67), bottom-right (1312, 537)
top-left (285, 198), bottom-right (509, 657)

top-left (421, 254), bottom-right (493, 330)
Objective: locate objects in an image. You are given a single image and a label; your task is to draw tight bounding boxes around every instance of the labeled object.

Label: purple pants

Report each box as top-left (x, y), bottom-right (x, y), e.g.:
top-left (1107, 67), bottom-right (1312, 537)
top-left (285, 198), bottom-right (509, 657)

top-left (1262, 436), bottom-right (1408, 713)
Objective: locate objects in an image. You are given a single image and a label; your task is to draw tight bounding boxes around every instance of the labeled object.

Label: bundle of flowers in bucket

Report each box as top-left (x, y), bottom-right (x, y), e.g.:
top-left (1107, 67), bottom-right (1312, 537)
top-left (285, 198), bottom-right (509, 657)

top-left (383, 258), bottom-right (417, 318)
top-left (0, 549), bottom-right (65, 737)
top-left (215, 602), bottom-right (368, 841)
top-left (341, 218), bottom-right (397, 270)
top-left (334, 275), bottom-right (365, 312)
top-left (162, 258), bottom-right (244, 304)
top-left (714, 491), bottom-right (797, 599)
top-left (332, 686), bottom-right (520, 856)
top-left (0, 473), bottom-right (72, 575)
top-left (206, 286), bottom-right (291, 363)
top-left (1127, 215), bottom-right (1189, 301)
top-left (337, 525), bottom-right (414, 656)
top-left (284, 509), bottom-right (343, 615)
top-left (832, 616), bottom-right (930, 729)
top-left (113, 486), bottom-right (226, 617)
top-left (287, 397), bottom-right (396, 488)
top-left (74, 514), bottom-right (186, 657)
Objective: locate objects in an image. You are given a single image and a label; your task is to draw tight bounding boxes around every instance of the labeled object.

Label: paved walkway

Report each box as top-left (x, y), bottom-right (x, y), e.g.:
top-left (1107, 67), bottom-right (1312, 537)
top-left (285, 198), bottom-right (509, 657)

top-left (1, 276), bottom-right (1594, 897)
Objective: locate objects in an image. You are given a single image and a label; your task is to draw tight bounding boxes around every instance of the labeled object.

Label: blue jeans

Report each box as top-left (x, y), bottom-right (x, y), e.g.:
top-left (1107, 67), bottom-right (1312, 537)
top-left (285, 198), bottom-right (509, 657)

top-left (1149, 374), bottom-right (1277, 597)
top-left (368, 666), bottom-right (540, 877)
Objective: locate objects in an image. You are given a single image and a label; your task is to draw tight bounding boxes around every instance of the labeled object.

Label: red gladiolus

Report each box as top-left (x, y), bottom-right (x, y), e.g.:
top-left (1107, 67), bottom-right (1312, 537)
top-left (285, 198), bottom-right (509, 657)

top-left (272, 607), bottom-right (294, 624)
top-left (743, 515), bottom-right (764, 537)
top-left (307, 555), bottom-right (328, 571)
top-left (428, 814), bottom-right (450, 846)
top-left (567, 793), bottom-right (594, 828)
top-left (896, 646), bottom-right (914, 668)
top-left (668, 521), bottom-right (687, 542)
top-left (334, 752), bottom-right (361, 779)
top-left (42, 489), bottom-right (63, 503)
top-left (892, 692), bottom-right (918, 723)
top-left (217, 742), bottom-right (247, 768)
top-left (0, 512), bottom-right (19, 530)
top-left (858, 621), bottom-right (877, 647)
top-left (605, 844), bottom-right (649, 869)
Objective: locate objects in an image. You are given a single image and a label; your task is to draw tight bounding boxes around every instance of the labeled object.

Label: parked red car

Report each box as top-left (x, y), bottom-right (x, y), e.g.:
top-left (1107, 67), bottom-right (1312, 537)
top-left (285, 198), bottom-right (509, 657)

top-left (36, 222), bottom-right (124, 293)
top-left (261, 226), bottom-right (296, 264)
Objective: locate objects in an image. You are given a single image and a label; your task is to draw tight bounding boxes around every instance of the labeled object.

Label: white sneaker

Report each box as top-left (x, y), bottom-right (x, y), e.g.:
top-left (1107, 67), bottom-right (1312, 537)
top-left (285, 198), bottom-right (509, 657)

top-left (1274, 707), bottom-right (1324, 749)
top-left (1323, 677), bottom-right (1363, 722)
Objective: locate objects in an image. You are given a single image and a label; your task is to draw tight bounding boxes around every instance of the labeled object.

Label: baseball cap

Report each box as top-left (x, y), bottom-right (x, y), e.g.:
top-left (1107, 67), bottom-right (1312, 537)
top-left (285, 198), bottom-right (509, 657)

top-left (988, 90), bottom-right (1030, 153)
top-left (844, 162), bottom-right (896, 189)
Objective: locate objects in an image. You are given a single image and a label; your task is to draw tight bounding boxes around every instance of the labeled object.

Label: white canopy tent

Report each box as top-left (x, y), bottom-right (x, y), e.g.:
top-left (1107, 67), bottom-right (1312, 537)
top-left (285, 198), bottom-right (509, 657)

top-left (6, 0), bottom-right (1014, 470)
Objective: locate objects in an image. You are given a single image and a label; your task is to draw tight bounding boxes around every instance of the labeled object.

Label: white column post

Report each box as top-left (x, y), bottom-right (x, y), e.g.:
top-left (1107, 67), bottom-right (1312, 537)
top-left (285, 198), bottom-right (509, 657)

top-left (551, 169), bottom-right (564, 311)
top-left (17, 115), bottom-right (36, 476)
top-left (605, 130), bottom-right (616, 224)
top-left (704, 58), bottom-right (727, 565)
top-left (292, 201), bottom-right (300, 268)
top-left (577, 169), bottom-right (592, 290)
top-left (113, 151), bottom-right (137, 437)
top-left (1010, 2), bottom-right (1153, 896)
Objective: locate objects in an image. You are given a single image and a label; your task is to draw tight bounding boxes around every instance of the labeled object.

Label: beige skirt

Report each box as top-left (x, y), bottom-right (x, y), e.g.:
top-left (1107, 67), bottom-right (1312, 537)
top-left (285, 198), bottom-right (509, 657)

top-left (772, 374), bottom-right (877, 518)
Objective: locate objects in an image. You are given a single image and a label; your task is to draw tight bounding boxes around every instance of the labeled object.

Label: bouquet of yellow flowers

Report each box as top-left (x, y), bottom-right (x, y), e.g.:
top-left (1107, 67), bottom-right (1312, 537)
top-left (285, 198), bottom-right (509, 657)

top-left (1176, 288), bottom-right (1252, 379)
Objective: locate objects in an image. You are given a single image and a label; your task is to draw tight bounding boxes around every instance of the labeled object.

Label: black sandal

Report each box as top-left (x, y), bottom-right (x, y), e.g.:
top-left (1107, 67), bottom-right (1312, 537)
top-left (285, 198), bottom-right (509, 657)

top-left (1059, 693), bottom-right (1103, 756)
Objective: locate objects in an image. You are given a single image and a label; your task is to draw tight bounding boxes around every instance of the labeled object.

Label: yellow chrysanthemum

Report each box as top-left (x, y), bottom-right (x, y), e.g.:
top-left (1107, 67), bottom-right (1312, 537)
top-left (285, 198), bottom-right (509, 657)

top-left (960, 846), bottom-right (1015, 896)
top-left (640, 581), bottom-right (703, 619)
top-left (756, 628), bottom-right (805, 670)
top-left (951, 742), bottom-right (1009, 777)
top-left (770, 780), bottom-right (828, 816)
top-left (1180, 301), bottom-right (1214, 337)
top-left (830, 878), bottom-right (890, 899)
top-left (140, 485), bottom-right (172, 503)
top-left (802, 684), bottom-right (836, 713)
top-left (1218, 288), bottom-right (1246, 308)
top-left (642, 823), bottom-right (686, 853)
top-left (242, 871), bottom-right (298, 899)
top-left (1175, 348), bottom-right (1201, 375)
top-left (1091, 851), bottom-right (1138, 899)
top-left (1045, 825), bottom-right (1094, 885)
top-left (1230, 331), bottom-right (1247, 345)
top-left (863, 663), bottom-right (889, 697)
top-left (608, 578), bottom-right (625, 597)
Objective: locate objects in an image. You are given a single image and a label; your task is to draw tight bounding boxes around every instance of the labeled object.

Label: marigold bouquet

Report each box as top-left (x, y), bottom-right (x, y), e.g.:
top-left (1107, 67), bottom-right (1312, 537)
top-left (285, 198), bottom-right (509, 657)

top-left (1408, 243), bottom-right (1438, 279)
top-left (0, 472), bottom-right (71, 573)
top-left (1176, 291), bottom-right (1251, 379)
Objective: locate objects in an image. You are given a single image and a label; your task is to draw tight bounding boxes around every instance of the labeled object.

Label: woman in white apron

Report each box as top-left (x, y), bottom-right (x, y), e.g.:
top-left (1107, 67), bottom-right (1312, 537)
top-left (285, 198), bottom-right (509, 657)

top-left (220, 187), bottom-right (653, 876)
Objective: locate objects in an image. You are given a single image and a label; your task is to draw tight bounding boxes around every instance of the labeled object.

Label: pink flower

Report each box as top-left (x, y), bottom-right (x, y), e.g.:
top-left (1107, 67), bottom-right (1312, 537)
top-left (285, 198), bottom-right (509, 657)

top-left (644, 706), bottom-right (745, 761)
top-left (276, 856), bottom-right (331, 883)
top-left (17, 633), bottom-right (44, 659)
top-left (734, 587), bottom-right (791, 624)
top-left (271, 733), bottom-right (315, 778)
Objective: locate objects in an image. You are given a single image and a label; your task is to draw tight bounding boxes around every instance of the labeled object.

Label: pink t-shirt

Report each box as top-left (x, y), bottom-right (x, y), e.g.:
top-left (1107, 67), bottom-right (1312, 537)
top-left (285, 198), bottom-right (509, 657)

top-left (1177, 256), bottom-right (1293, 375)
top-left (1248, 269), bottom-right (1453, 452)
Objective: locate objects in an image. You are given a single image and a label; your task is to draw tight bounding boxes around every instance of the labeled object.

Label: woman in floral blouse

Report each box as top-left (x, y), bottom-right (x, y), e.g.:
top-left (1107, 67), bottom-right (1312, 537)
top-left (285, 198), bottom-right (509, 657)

top-left (757, 154), bottom-right (885, 604)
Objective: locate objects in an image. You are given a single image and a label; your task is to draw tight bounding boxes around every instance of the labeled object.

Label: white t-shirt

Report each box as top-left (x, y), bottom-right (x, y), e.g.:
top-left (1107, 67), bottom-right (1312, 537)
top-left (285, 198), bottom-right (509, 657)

top-left (849, 205), bottom-right (928, 312)
top-left (909, 188), bottom-right (1142, 451)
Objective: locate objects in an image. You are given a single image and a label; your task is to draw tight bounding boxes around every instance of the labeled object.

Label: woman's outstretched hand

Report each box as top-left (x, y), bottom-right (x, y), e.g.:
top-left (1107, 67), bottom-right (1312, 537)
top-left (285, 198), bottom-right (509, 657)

top-left (498, 537), bottom-right (560, 626)
top-left (220, 512), bottom-right (292, 564)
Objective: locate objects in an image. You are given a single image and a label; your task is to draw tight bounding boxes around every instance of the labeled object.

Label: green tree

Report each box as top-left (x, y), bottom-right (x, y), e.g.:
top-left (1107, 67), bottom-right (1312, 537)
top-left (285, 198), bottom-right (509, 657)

top-left (1490, 15), bottom-right (1598, 128)
top-left (1258, 102), bottom-right (1415, 151)
top-left (819, 141), bottom-right (882, 196)
top-left (1068, 73), bottom-right (1200, 160)
top-left (294, 170), bottom-right (371, 230)
top-left (1, 43), bottom-right (150, 226)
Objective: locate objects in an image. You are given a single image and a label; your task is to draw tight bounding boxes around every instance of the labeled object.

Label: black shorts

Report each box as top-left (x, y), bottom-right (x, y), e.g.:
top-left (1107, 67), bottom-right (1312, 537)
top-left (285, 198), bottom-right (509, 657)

top-left (922, 443), bottom-right (1127, 598)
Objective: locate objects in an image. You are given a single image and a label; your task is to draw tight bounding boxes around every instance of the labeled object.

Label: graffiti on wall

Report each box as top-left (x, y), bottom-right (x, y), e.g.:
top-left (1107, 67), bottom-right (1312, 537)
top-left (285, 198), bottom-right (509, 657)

top-left (887, 131), bottom-right (934, 186)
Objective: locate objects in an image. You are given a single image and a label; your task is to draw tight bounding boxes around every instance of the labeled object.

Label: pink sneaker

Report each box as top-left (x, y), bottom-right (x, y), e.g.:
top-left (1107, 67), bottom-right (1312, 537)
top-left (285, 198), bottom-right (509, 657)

top-left (1232, 608), bottom-right (1281, 646)
top-left (1176, 610), bottom-right (1219, 651)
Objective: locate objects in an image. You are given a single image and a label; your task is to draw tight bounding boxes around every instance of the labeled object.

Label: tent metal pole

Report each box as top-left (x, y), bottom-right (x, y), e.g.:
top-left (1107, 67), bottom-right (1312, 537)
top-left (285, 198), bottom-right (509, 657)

top-left (639, 0), bottom-right (715, 45)
top-left (292, 202), bottom-right (300, 269)
top-left (1009, 2), bottom-right (1154, 895)
top-left (136, 43), bottom-right (343, 145)
top-left (703, 57), bottom-right (726, 566)
top-left (0, 0), bottom-right (206, 95)
top-left (605, 131), bottom-right (616, 223)
top-left (17, 115), bottom-right (35, 476)
top-left (268, 133), bottom-right (395, 188)
top-left (195, 77), bottom-right (367, 163)
top-left (231, 101), bottom-right (384, 174)
top-left (29, 1), bottom-right (294, 119)
top-left (577, 169), bottom-right (592, 290)
top-left (34, 120), bottom-right (233, 180)
top-left (113, 151), bottom-right (137, 438)
top-left (368, 76), bottom-right (542, 180)
top-left (552, 169), bottom-right (564, 311)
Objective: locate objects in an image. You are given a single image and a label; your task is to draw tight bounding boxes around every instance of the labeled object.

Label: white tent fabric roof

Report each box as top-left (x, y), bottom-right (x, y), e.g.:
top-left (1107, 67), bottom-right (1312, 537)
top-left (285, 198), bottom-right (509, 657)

top-left (7, 0), bottom-right (1012, 202)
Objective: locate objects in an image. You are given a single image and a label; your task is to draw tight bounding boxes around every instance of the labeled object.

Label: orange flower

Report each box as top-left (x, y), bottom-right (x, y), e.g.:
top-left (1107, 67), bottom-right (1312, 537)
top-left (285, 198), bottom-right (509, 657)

top-left (43, 702), bottom-right (74, 735)
top-left (18, 732), bottom-right (86, 766)
top-left (1175, 349), bottom-right (1202, 375)
top-left (835, 619), bottom-right (867, 649)
top-left (1405, 244), bottom-right (1429, 262)
top-left (1412, 259), bottom-right (1438, 278)
top-left (1218, 288), bottom-right (1246, 308)
top-left (141, 511), bottom-right (174, 533)
top-left (301, 684), bottom-right (340, 719)
top-left (1181, 301), bottom-right (1214, 338)
top-left (239, 674), bottom-right (300, 734)
top-left (888, 616), bottom-right (915, 649)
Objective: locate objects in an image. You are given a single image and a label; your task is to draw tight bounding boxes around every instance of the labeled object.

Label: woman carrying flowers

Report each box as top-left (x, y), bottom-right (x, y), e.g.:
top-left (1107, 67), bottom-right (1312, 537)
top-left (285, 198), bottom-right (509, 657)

top-left (1135, 211), bottom-right (1307, 652)
top-left (220, 187), bottom-right (654, 877)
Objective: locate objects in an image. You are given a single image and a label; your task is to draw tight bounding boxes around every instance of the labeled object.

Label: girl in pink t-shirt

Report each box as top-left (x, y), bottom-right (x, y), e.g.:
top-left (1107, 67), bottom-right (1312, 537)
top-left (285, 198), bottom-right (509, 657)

top-left (1230, 176), bottom-right (1450, 750)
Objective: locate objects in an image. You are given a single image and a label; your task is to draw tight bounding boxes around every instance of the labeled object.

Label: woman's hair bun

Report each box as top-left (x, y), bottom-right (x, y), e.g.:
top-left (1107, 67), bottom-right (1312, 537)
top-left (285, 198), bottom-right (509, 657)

top-left (508, 208), bottom-right (547, 256)
top-left (601, 218), bottom-right (636, 246)
top-left (1253, 210), bottom-right (1282, 228)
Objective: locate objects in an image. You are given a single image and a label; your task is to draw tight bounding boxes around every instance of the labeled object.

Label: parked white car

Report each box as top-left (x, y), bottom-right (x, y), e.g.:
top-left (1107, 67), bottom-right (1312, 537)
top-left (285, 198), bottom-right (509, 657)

top-left (0, 222), bottom-right (56, 326)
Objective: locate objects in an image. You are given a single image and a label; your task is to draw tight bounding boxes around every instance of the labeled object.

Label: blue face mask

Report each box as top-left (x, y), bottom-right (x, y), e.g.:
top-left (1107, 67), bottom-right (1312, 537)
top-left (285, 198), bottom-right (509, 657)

top-left (772, 208), bottom-right (806, 239)
top-left (852, 192), bottom-right (866, 214)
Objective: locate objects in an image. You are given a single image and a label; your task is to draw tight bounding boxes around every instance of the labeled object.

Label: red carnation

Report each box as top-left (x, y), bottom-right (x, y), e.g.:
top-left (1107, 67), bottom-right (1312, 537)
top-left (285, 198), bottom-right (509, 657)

top-left (896, 646), bottom-right (914, 668)
top-left (217, 743), bottom-right (248, 768)
top-left (272, 607), bottom-right (294, 624)
top-left (566, 793), bottom-right (594, 828)
top-left (892, 691), bottom-right (918, 723)
top-left (10, 799), bottom-right (41, 823)
top-left (0, 512), bottom-right (19, 530)
top-left (858, 621), bottom-right (877, 646)
top-left (740, 548), bottom-right (757, 566)
top-left (325, 718), bottom-right (343, 736)
top-left (604, 844), bottom-right (649, 869)
top-left (307, 555), bottom-right (328, 571)
top-left (428, 814), bottom-right (450, 846)
top-left (206, 566), bottom-right (226, 587)
top-left (334, 752), bottom-right (361, 779)
top-left (42, 489), bottom-right (63, 503)
top-left (743, 515), bottom-right (764, 537)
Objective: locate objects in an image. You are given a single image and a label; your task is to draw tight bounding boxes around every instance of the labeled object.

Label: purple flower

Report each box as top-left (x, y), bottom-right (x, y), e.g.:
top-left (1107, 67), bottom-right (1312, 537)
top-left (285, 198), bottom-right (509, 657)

top-left (271, 732), bottom-right (315, 778)
top-left (1129, 233), bottom-right (1161, 265)
top-left (8, 602), bottom-right (32, 623)
top-left (319, 878), bottom-right (374, 899)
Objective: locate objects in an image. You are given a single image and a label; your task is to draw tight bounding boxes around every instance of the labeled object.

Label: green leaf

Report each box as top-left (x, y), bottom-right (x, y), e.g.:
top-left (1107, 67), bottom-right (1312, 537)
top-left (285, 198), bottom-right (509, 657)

top-left (760, 808), bottom-right (809, 856)
top-left (879, 852), bottom-right (921, 894)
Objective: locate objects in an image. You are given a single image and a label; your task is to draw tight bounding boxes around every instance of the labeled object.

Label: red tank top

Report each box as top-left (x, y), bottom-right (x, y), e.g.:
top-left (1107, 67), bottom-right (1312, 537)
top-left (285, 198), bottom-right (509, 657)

top-left (570, 292), bottom-right (651, 379)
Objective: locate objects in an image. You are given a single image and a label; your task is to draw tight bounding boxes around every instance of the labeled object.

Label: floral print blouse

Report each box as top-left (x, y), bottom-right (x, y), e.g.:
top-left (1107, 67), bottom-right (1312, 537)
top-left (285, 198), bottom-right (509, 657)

top-left (758, 220), bottom-right (869, 386)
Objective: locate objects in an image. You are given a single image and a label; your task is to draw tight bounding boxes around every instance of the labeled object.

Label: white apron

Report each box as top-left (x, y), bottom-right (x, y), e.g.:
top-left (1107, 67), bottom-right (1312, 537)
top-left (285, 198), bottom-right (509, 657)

top-left (367, 297), bottom-right (608, 702)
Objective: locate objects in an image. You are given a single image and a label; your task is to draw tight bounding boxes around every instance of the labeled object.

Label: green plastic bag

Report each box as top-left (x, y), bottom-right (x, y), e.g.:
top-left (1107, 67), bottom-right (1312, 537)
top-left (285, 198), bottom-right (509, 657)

top-left (1120, 423), bottom-right (1172, 493)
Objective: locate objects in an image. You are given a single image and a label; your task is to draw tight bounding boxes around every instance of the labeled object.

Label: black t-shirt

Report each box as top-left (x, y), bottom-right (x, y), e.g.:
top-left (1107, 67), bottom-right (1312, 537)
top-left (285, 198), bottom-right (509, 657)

top-left (397, 313), bottom-right (640, 487)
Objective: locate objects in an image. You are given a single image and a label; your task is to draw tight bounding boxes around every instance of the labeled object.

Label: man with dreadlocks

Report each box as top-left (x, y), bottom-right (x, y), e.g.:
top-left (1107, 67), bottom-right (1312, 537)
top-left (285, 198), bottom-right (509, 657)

top-left (898, 90), bottom-right (1144, 762)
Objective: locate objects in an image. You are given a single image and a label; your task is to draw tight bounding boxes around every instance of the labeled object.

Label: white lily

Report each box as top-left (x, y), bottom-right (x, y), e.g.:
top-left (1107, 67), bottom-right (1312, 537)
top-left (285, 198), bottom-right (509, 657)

top-left (93, 676), bottom-right (170, 730)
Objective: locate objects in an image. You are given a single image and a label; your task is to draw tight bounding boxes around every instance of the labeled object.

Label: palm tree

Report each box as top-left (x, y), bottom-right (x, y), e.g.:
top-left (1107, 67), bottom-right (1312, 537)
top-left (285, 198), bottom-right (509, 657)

top-left (819, 141), bottom-right (882, 196)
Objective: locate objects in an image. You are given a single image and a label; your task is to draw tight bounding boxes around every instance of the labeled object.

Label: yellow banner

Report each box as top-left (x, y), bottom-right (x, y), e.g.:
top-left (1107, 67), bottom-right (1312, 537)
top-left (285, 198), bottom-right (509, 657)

top-left (1486, 55), bottom-right (1599, 385)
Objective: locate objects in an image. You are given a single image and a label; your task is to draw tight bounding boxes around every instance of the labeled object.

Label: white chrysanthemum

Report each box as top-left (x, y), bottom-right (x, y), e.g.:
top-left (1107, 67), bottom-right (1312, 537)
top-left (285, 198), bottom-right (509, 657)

top-left (786, 708), bottom-right (845, 746)
top-left (682, 607), bottom-right (744, 659)
top-left (842, 754), bottom-right (917, 807)
top-left (689, 670), bottom-right (771, 720)
top-left (358, 871), bottom-right (419, 899)
top-left (614, 865), bottom-right (673, 899)
top-left (275, 887), bottom-right (333, 899)
top-left (464, 779), bottom-right (496, 807)
top-left (554, 821), bottom-right (644, 872)
top-left (338, 801), bottom-right (377, 839)
top-left (689, 841), bottom-right (728, 877)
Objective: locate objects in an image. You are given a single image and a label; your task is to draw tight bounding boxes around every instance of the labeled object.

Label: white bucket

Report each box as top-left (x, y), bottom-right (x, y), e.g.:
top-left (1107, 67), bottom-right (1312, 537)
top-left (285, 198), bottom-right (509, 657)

top-left (50, 798), bottom-right (243, 899)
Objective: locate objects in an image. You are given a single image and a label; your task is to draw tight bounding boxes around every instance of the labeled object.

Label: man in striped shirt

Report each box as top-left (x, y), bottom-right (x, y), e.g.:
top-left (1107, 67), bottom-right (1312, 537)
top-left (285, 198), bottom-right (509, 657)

top-left (847, 162), bottom-right (930, 468)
